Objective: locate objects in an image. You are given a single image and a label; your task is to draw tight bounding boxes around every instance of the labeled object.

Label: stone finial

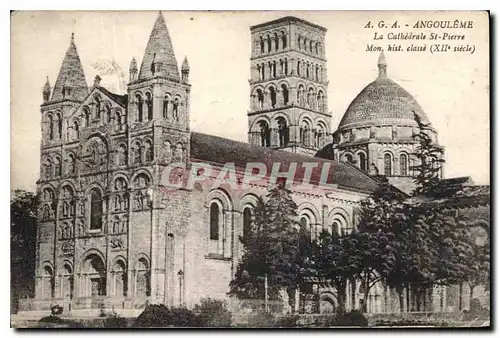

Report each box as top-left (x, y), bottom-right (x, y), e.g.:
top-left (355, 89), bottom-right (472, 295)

top-left (377, 51), bottom-right (387, 78)
top-left (94, 75), bottom-right (102, 87)
top-left (43, 76), bottom-right (51, 103)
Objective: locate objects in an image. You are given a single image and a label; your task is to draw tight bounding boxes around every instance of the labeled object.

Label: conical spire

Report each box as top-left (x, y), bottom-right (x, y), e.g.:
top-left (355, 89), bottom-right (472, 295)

top-left (138, 12), bottom-right (180, 81)
top-left (377, 51), bottom-right (387, 78)
top-left (51, 33), bottom-right (89, 102)
top-left (181, 56), bottom-right (190, 71)
top-left (130, 57), bottom-right (137, 71)
top-left (42, 76), bottom-right (51, 103)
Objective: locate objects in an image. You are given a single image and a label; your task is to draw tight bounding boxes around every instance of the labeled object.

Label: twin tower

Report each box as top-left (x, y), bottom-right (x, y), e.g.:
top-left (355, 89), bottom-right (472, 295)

top-left (42, 14), bottom-right (329, 156)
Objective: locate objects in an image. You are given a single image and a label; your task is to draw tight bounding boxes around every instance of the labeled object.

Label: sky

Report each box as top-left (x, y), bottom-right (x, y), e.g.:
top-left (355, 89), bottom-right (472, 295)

top-left (10, 10), bottom-right (490, 192)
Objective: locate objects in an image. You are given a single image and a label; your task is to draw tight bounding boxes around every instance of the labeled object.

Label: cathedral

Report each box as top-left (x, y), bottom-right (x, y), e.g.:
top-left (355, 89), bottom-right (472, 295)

top-left (22, 13), bottom-right (489, 317)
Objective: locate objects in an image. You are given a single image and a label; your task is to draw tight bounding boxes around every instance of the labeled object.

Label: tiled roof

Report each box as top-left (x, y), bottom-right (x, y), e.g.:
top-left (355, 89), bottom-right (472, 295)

top-left (98, 87), bottom-right (128, 107)
top-left (190, 132), bottom-right (380, 193)
top-left (337, 76), bottom-right (430, 131)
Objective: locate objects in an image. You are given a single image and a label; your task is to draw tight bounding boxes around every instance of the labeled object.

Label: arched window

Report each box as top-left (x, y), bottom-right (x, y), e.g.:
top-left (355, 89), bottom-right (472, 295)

top-left (300, 213), bottom-right (314, 240)
top-left (136, 94), bottom-right (143, 122)
top-left (145, 141), bottom-right (153, 162)
top-left (281, 32), bottom-right (287, 49)
top-left (256, 89), bottom-right (264, 109)
top-left (274, 32), bottom-right (279, 51)
top-left (260, 36), bottom-right (265, 54)
top-left (44, 158), bottom-right (53, 179)
top-left (259, 121), bottom-right (271, 147)
top-left (400, 154), bottom-right (408, 176)
top-left (384, 153), bottom-right (393, 176)
top-left (306, 63), bottom-right (310, 78)
top-left (54, 157), bottom-right (61, 177)
top-left (316, 123), bottom-right (326, 148)
top-left (175, 143), bottom-right (183, 162)
top-left (133, 141), bottom-right (142, 164)
top-left (333, 215), bottom-right (352, 236)
top-left (67, 154), bottom-right (76, 175)
top-left (73, 121), bottom-right (79, 139)
top-left (278, 84), bottom-right (288, 106)
top-left (277, 117), bottom-right (289, 147)
top-left (115, 111), bottom-right (122, 126)
top-left (56, 113), bottom-right (63, 139)
top-left (272, 61), bottom-right (277, 78)
top-left (310, 40), bottom-right (313, 52)
top-left (83, 107), bottom-right (90, 127)
top-left (315, 42), bottom-right (319, 55)
top-left (307, 88), bottom-right (315, 108)
top-left (298, 36), bottom-right (302, 49)
top-left (297, 60), bottom-right (301, 76)
top-left (269, 87), bottom-right (277, 108)
top-left (317, 90), bottom-right (325, 112)
top-left (173, 97), bottom-right (180, 121)
top-left (344, 154), bottom-right (354, 164)
top-left (163, 95), bottom-right (170, 118)
top-left (90, 189), bottom-right (103, 230)
top-left (146, 92), bottom-right (153, 120)
top-left (94, 96), bottom-right (101, 119)
top-left (356, 153), bottom-right (366, 171)
top-left (48, 115), bottom-right (54, 140)
top-left (300, 120), bottom-right (311, 147)
top-left (105, 105), bottom-right (112, 124)
top-left (266, 35), bottom-right (271, 53)
top-left (261, 63), bottom-right (265, 80)
top-left (297, 84), bottom-right (305, 105)
top-left (210, 202), bottom-right (220, 240)
top-left (243, 207), bottom-right (253, 239)
top-left (117, 144), bottom-right (127, 166)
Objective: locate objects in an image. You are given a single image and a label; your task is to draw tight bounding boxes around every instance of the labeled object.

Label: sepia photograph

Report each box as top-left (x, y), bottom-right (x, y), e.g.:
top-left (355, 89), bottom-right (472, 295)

top-left (10, 10), bottom-right (490, 328)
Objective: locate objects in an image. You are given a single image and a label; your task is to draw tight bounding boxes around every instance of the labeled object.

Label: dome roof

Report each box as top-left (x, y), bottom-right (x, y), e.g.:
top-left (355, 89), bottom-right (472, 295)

top-left (337, 53), bottom-right (430, 131)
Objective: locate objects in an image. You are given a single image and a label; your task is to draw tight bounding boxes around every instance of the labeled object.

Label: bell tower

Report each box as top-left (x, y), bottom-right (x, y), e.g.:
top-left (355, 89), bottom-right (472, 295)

top-left (247, 16), bottom-right (331, 156)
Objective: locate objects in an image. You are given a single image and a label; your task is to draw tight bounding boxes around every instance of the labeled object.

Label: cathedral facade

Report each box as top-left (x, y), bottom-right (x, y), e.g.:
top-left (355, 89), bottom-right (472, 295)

top-left (24, 13), bottom-right (488, 317)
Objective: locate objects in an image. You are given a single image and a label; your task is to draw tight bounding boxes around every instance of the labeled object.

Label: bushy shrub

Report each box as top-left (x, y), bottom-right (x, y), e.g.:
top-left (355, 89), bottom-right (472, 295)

top-left (275, 314), bottom-right (300, 327)
top-left (39, 315), bottom-right (65, 324)
top-left (334, 310), bottom-right (368, 327)
top-left (102, 316), bottom-right (129, 328)
top-left (134, 304), bottom-right (197, 328)
top-left (247, 311), bottom-right (276, 328)
top-left (193, 298), bottom-right (232, 327)
top-left (50, 304), bottom-right (63, 316)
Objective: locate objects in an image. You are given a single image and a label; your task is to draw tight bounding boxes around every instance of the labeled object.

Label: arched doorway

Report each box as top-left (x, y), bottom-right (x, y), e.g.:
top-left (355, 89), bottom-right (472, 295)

top-left (42, 265), bottom-right (54, 299)
top-left (82, 254), bottom-right (106, 297)
top-left (135, 258), bottom-right (151, 298)
top-left (112, 260), bottom-right (127, 297)
top-left (319, 293), bottom-right (337, 314)
top-left (61, 263), bottom-right (73, 299)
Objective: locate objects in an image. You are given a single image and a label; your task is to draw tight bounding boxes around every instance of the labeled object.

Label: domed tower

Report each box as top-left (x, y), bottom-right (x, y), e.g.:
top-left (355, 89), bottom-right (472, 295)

top-left (326, 52), bottom-right (442, 194)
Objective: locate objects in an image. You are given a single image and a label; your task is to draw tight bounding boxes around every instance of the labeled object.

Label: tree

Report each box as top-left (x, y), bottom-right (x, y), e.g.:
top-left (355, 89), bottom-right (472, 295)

top-left (411, 112), bottom-right (445, 198)
top-left (353, 182), bottom-right (408, 312)
top-left (11, 189), bottom-right (38, 313)
top-left (229, 183), bottom-right (307, 313)
top-left (309, 230), bottom-right (350, 313)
